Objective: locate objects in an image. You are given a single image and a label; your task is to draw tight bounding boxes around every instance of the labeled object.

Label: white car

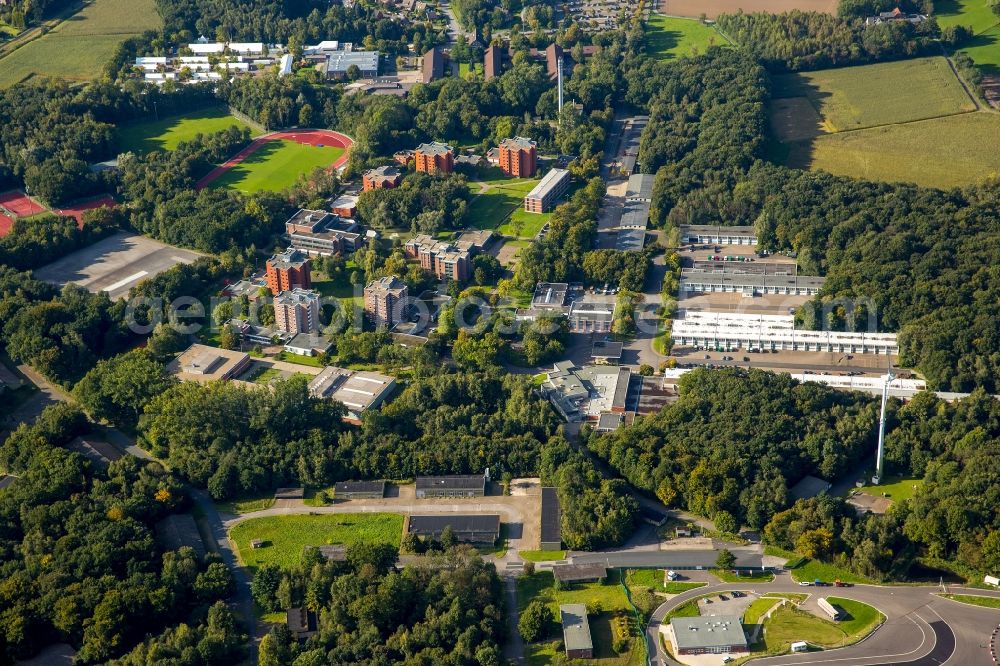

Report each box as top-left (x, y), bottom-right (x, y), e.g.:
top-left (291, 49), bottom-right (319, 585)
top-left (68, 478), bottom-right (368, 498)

top-left (798, 581), bottom-right (812, 586)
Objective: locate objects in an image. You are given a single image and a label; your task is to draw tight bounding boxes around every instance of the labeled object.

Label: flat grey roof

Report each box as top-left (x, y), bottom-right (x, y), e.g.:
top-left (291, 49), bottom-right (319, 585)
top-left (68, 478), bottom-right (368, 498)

top-left (560, 604), bottom-right (594, 653)
top-left (592, 340), bottom-right (623, 359)
top-left (541, 487), bottom-right (561, 544)
top-left (553, 563), bottom-right (607, 582)
top-left (681, 224), bottom-right (756, 236)
top-left (327, 50), bottom-right (380, 72)
top-left (532, 282), bottom-right (569, 307)
top-left (620, 199), bottom-right (650, 230)
top-left (335, 480), bottom-right (386, 494)
top-left (617, 228), bottom-right (647, 251)
top-left (626, 173), bottom-right (655, 200)
top-left (680, 269), bottom-right (826, 290)
top-left (415, 474), bottom-right (485, 491)
top-left (789, 475), bottom-right (832, 501)
top-left (670, 615), bottom-right (748, 651)
top-left (597, 412), bottom-right (624, 430)
top-left (568, 299), bottom-right (614, 321)
top-left (407, 514), bottom-right (500, 535)
top-left (525, 168), bottom-right (570, 201)
top-left (571, 549), bottom-right (767, 570)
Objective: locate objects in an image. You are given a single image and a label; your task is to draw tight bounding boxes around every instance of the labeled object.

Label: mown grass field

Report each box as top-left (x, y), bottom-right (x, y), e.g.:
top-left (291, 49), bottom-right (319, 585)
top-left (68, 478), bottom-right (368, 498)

top-left (0, 0), bottom-right (161, 87)
top-left (645, 14), bottom-right (728, 59)
top-left (780, 112), bottom-right (1000, 189)
top-left (230, 513), bottom-right (403, 570)
top-left (118, 108), bottom-right (256, 154)
top-left (209, 139), bottom-right (345, 193)
top-left (761, 598), bottom-right (881, 652)
top-left (771, 57), bottom-right (975, 138)
top-left (466, 177), bottom-right (541, 232)
top-left (517, 571), bottom-right (644, 666)
top-left (939, 593), bottom-right (1000, 609)
top-left (961, 24), bottom-right (1000, 71)
top-left (625, 569), bottom-right (706, 594)
top-left (935, 0), bottom-right (999, 33)
top-left (858, 475), bottom-right (923, 503)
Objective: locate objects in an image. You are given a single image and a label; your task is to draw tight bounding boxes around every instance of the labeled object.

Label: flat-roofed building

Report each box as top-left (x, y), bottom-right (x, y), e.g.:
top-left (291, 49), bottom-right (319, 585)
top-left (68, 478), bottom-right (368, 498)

top-left (324, 50), bottom-right (380, 79)
top-left (329, 194), bottom-right (358, 218)
top-left (283, 332), bottom-right (333, 357)
top-left (334, 480), bottom-right (387, 499)
top-left (422, 46), bottom-right (445, 83)
top-left (568, 298), bottom-right (614, 333)
top-left (407, 514), bottom-right (501, 543)
top-left (670, 615), bottom-right (748, 655)
top-left (625, 173), bottom-right (655, 202)
top-left (169, 344), bottom-right (251, 382)
top-left (679, 268), bottom-right (826, 297)
top-left (362, 165), bottom-right (403, 191)
top-left (364, 275), bottom-right (408, 327)
top-left (524, 168), bottom-right (570, 213)
top-left (560, 604), bottom-right (594, 660)
top-left (285, 209), bottom-right (363, 255)
top-left (415, 474), bottom-right (486, 498)
top-left (498, 137), bottom-right (537, 177)
top-left (542, 361), bottom-right (630, 421)
top-left (287, 608), bottom-right (318, 639)
top-left (553, 563), bottom-right (607, 584)
top-left (681, 224), bottom-right (757, 246)
top-left (308, 366), bottom-right (396, 422)
top-left (591, 340), bottom-right (623, 365)
top-left (274, 288), bottom-right (320, 335)
top-left (414, 142), bottom-right (455, 174)
top-left (455, 229), bottom-right (495, 254)
top-left (532, 282), bottom-right (570, 309)
top-left (404, 234), bottom-right (470, 282)
top-left (540, 486), bottom-right (562, 550)
top-left (266, 248), bottom-right (311, 296)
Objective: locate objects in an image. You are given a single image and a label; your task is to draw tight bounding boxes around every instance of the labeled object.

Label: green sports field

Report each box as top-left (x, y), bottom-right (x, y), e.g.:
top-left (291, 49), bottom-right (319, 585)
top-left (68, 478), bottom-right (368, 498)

top-left (771, 57), bottom-right (976, 140)
top-left (780, 112), bottom-right (1000, 188)
top-left (229, 513), bottom-right (403, 570)
top-left (0, 0), bottom-right (161, 87)
top-left (118, 108), bottom-right (257, 154)
top-left (645, 14), bottom-right (729, 60)
top-left (208, 139), bottom-right (346, 193)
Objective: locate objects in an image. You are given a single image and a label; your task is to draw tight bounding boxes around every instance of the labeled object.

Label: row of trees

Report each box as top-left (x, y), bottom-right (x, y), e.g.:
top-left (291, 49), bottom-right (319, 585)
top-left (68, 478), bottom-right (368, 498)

top-left (0, 403), bottom-right (243, 663)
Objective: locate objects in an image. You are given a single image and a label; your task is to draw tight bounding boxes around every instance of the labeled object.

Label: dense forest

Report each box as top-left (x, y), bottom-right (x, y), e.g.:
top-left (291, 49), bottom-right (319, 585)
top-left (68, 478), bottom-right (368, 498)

top-left (252, 545), bottom-right (507, 665)
top-left (0, 404), bottom-right (243, 663)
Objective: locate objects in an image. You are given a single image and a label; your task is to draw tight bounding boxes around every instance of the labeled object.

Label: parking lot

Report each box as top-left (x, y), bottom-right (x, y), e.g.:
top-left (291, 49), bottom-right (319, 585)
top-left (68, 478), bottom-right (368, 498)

top-left (34, 231), bottom-right (203, 300)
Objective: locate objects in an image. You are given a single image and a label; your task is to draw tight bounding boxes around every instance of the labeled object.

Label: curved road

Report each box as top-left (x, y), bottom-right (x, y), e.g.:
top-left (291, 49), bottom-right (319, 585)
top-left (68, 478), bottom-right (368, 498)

top-left (646, 573), bottom-right (1000, 666)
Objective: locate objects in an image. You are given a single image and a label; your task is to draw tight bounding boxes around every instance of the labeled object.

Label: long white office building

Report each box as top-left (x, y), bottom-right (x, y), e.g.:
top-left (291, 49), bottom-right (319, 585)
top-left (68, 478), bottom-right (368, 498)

top-left (680, 269), bottom-right (825, 296)
top-left (673, 311), bottom-right (898, 355)
top-left (681, 225), bottom-right (757, 246)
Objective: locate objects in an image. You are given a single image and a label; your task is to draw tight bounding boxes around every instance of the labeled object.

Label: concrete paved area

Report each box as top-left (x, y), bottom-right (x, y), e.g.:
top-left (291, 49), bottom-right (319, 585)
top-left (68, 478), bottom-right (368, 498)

top-left (33, 231), bottom-right (203, 300)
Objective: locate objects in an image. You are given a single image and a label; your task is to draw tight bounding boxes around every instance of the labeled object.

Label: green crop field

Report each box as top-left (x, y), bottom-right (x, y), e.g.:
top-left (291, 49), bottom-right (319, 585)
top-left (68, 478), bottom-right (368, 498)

top-left (771, 57), bottom-right (975, 139)
top-left (779, 112), bottom-right (1000, 189)
top-left (0, 0), bottom-right (161, 87)
top-left (935, 0), bottom-right (999, 33)
top-left (118, 108), bottom-right (257, 154)
top-left (645, 14), bottom-right (729, 60)
top-left (230, 513), bottom-right (403, 570)
top-left (208, 139), bottom-right (345, 193)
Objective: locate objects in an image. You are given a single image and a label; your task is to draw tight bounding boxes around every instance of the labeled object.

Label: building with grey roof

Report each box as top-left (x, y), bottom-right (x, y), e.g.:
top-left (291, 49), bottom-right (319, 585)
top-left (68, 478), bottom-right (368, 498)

top-left (407, 514), bottom-right (501, 543)
top-left (308, 366), bottom-right (396, 422)
top-left (552, 563), bottom-right (607, 583)
top-left (542, 362), bottom-right (630, 422)
top-left (524, 168), bottom-right (570, 213)
top-left (681, 225), bottom-right (757, 246)
top-left (679, 269), bottom-right (826, 296)
top-left (625, 173), bottom-right (655, 201)
top-left (324, 50), bottom-right (380, 79)
top-left (560, 604), bottom-right (594, 659)
top-left (415, 475), bottom-right (486, 498)
top-left (532, 282), bottom-right (570, 309)
top-left (540, 487), bottom-right (561, 551)
top-left (670, 615), bottom-right (748, 655)
top-left (568, 298), bottom-right (614, 333)
top-left (334, 480), bottom-right (387, 499)
top-left (591, 340), bottom-right (623, 364)
top-left (170, 344), bottom-right (251, 382)
top-left (789, 475), bottom-right (833, 501)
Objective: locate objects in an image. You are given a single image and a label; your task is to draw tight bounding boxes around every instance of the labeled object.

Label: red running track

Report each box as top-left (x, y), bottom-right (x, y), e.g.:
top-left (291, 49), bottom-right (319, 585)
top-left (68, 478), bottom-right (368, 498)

top-left (196, 129), bottom-right (353, 190)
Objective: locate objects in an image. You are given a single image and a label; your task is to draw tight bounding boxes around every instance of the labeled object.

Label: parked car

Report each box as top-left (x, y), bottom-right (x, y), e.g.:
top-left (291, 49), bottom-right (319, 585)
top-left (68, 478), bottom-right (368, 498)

top-left (798, 581), bottom-right (812, 586)
top-left (731, 591), bottom-right (744, 598)
top-left (743, 356), bottom-right (750, 362)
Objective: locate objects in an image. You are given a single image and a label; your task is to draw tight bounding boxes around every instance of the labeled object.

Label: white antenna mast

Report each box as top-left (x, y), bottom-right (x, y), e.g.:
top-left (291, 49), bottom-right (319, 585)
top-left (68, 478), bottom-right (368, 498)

top-left (557, 54), bottom-right (564, 117)
top-left (873, 362), bottom-right (896, 484)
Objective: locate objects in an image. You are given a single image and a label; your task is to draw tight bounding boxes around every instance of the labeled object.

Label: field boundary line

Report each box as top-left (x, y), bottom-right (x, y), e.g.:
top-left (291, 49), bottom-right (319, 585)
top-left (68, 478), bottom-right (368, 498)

top-left (776, 106), bottom-right (980, 144)
top-left (0, 0), bottom-right (88, 59)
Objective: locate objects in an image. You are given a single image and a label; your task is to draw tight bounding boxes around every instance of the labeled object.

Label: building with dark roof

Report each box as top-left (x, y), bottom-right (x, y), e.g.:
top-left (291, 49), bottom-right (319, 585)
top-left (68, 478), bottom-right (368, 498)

top-left (285, 209), bottom-right (363, 255)
top-left (484, 45), bottom-right (508, 80)
top-left (552, 563), bottom-right (607, 584)
top-left (560, 604), bottom-right (594, 659)
top-left (422, 47), bottom-right (445, 83)
top-left (414, 141), bottom-right (455, 174)
top-left (591, 340), bottom-right (623, 365)
top-left (287, 608), bottom-right (318, 639)
top-left (334, 480), bottom-right (387, 499)
top-left (407, 514), bottom-right (501, 543)
top-left (415, 475), bottom-right (486, 498)
top-left (568, 298), bottom-right (614, 334)
top-left (670, 615), bottom-right (748, 655)
top-left (363, 165), bottom-right (403, 191)
top-left (266, 248), bottom-right (311, 296)
top-left (540, 486), bottom-right (561, 551)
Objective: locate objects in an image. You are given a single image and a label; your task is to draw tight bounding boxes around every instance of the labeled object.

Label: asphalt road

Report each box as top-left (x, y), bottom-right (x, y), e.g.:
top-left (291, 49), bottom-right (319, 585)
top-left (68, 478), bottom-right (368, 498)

top-left (647, 575), bottom-right (1000, 666)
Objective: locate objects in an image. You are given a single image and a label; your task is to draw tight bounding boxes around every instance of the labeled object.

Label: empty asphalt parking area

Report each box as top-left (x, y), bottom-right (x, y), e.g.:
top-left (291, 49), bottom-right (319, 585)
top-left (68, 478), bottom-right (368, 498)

top-left (34, 231), bottom-right (203, 300)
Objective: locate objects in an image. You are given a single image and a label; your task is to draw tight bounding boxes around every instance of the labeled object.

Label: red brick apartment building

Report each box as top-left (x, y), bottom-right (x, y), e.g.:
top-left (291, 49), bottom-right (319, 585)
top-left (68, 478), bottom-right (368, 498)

top-left (414, 142), bottom-right (455, 174)
top-left (266, 248), bottom-right (311, 296)
top-left (498, 136), bottom-right (537, 177)
top-left (362, 165), bottom-right (403, 191)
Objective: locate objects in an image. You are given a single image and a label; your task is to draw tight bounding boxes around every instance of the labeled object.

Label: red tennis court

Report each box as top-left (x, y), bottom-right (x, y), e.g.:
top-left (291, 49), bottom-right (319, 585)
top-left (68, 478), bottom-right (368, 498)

top-left (56, 195), bottom-right (117, 228)
top-left (0, 190), bottom-right (47, 217)
top-left (0, 212), bottom-right (12, 238)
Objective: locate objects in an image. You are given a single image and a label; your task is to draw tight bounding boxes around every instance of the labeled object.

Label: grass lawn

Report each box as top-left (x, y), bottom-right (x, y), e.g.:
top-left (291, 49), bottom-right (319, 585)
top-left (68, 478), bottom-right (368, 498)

top-left (764, 545), bottom-right (875, 584)
top-left (858, 475), bottom-right (923, 503)
top-left (118, 108), bottom-right (256, 153)
top-left (625, 569), bottom-right (706, 594)
top-left (0, 0), bottom-right (161, 87)
top-left (645, 14), bottom-right (728, 59)
top-left (459, 62), bottom-right (484, 76)
top-left (230, 513), bottom-right (403, 570)
top-left (311, 272), bottom-right (359, 299)
top-left (276, 351), bottom-right (325, 367)
top-left (771, 57), bottom-right (975, 136)
top-left (518, 571), bottom-right (644, 666)
top-left (762, 605), bottom-right (846, 651)
top-left (777, 111), bottom-right (1000, 189)
top-left (209, 139), bottom-right (345, 193)
top-left (519, 550), bottom-right (567, 562)
top-left (217, 493), bottom-right (276, 516)
top-left (712, 569), bottom-right (775, 583)
top-left (500, 206), bottom-right (551, 238)
top-left (935, 0), bottom-right (999, 33)
top-left (664, 599), bottom-right (701, 621)
top-left (827, 597), bottom-right (885, 637)
top-left (466, 178), bottom-right (540, 231)
top-left (938, 593), bottom-right (1000, 609)
top-left (961, 23), bottom-right (1000, 72)
top-left (302, 486), bottom-right (336, 507)
top-left (743, 597), bottom-right (782, 625)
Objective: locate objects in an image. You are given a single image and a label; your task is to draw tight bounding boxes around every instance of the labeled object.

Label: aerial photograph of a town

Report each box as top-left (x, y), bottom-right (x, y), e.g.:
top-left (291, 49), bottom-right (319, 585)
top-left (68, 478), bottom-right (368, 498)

top-left (0, 0), bottom-right (998, 661)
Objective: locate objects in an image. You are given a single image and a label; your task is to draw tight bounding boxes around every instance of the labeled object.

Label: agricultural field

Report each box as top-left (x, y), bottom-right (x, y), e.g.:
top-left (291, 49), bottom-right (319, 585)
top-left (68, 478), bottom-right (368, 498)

top-left (208, 139), bottom-right (345, 193)
top-left (770, 57), bottom-right (976, 141)
top-left (230, 513), bottom-right (404, 570)
top-left (644, 14), bottom-right (729, 60)
top-left (517, 571), bottom-right (645, 666)
top-left (935, 0), bottom-right (999, 33)
top-left (0, 0), bottom-right (161, 87)
top-left (779, 112), bottom-right (1000, 189)
top-left (118, 108), bottom-right (257, 154)
top-left (658, 0), bottom-right (836, 20)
